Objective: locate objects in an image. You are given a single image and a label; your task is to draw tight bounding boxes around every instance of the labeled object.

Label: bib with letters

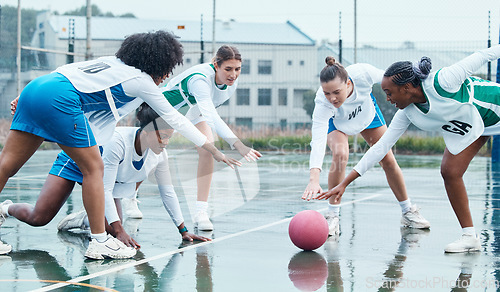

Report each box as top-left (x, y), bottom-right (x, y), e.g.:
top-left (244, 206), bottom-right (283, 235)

top-left (404, 71), bottom-right (484, 155)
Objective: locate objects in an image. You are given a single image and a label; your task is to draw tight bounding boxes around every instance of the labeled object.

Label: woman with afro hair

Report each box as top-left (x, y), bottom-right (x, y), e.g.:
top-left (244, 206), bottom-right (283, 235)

top-left (0, 30), bottom-right (239, 260)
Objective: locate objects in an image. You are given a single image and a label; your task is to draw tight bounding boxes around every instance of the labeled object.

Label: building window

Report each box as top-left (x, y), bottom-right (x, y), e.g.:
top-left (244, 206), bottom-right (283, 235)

top-left (258, 60), bottom-right (272, 74)
top-left (235, 117), bottom-right (253, 129)
top-left (278, 89), bottom-right (287, 106)
top-left (300, 60), bottom-right (305, 66)
top-left (258, 88), bottom-right (272, 106)
top-left (236, 88), bottom-right (250, 105)
top-left (287, 60), bottom-right (292, 66)
top-left (241, 59), bottom-right (250, 74)
top-left (280, 119), bottom-right (287, 130)
top-left (185, 58), bottom-right (191, 64)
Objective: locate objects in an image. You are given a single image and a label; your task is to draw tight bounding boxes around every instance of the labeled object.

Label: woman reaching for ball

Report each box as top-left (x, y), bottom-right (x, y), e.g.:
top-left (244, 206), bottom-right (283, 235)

top-left (161, 45), bottom-right (261, 231)
top-left (302, 57), bottom-right (430, 236)
top-left (316, 45), bottom-right (500, 253)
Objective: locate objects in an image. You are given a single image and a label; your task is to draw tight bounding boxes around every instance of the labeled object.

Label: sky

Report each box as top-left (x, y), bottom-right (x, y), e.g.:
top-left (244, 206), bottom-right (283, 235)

top-left (2, 0), bottom-right (500, 45)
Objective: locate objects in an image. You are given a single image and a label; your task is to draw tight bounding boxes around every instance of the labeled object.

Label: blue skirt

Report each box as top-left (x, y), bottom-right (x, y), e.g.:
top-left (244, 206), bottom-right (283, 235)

top-left (49, 151), bottom-right (83, 184)
top-left (11, 73), bottom-right (96, 148)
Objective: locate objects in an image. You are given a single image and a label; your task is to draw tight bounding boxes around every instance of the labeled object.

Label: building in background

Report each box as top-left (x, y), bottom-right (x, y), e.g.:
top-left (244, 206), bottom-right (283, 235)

top-left (2, 11), bottom-right (493, 129)
top-left (13, 11), bottom-right (318, 129)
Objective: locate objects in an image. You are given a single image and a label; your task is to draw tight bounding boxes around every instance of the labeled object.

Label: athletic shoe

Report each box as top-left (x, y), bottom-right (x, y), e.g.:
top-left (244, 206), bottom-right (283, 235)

top-left (0, 240), bottom-right (11, 255)
top-left (84, 234), bottom-right (136, 260)
top-left (194, 211), bottom-right (214, 231)
top-left (325, 214), bottom-right (340, 236)
top-left (401, 205), bottom-right (431, 229)
top-left (0, 200), bottom-right (13, 227)
top-left (122, 198), bottom-right (143, 219)
top-left (444, 234), bottom-right (481, 253)
top-left (57, 209), bottom-right (88, 231)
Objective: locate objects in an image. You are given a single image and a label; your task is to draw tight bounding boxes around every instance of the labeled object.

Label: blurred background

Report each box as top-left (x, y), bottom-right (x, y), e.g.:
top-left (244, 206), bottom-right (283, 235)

top-left (0, 0), bottom-right (499, 153)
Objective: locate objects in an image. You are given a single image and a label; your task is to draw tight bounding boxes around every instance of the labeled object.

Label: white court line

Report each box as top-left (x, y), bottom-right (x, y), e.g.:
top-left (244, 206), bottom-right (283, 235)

top-left (32, 192), bottom-right (383, 292)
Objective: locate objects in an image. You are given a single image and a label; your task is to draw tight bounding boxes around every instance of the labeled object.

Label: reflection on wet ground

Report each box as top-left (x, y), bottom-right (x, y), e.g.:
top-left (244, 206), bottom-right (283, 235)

top-left (0, 150), bottom-right (499, 291)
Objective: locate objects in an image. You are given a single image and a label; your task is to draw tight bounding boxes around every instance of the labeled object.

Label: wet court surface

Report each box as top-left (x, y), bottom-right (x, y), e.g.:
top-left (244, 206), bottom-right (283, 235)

top-left (1, 149), bottom-right (500, 291)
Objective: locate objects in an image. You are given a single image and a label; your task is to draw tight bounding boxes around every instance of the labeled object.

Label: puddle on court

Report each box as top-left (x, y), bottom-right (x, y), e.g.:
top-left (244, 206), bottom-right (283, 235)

top-left (0, 150), bottom-right (500, 291)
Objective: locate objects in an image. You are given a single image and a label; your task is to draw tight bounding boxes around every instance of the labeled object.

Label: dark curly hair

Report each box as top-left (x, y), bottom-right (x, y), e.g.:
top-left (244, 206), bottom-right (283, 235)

top-left (384, 57), bottom-right (432, 87)
top-left (116, 30), bottom-right (184, 82)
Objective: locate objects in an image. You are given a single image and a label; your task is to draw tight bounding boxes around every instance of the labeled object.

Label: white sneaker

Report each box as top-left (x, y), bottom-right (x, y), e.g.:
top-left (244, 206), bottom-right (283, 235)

top-left (194, 211), bottom-right (214, 231)
top-left (401, 205), bottom-right (431, 229)
top-left (325, 214), bottom-right (340, 236)
top-left (57, 209), bottom-right (88, 231)
top-left (444, 234), bottom-right (481, 253)
top-left (0, 200), bottom-right (13, 227)
top-left (122, 198), bottom-right (143, 219)
top-left (85, 234), bottom-right (136, 260)
top-left (0, 240), bottom-right (11, 255)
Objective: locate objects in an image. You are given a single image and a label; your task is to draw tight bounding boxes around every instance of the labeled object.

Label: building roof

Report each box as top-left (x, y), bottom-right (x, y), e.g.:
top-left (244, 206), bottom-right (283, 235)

top-left (48, 14), bottom-right (316, 46)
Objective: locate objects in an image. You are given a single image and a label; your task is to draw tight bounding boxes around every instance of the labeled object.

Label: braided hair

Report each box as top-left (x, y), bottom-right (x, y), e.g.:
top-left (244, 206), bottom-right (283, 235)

top-left (116, 30), bottom-right (184, 83)
top-left (384, 57), bottom-right (432, 87)
top-left (319, 56), bottom-right (348, 83)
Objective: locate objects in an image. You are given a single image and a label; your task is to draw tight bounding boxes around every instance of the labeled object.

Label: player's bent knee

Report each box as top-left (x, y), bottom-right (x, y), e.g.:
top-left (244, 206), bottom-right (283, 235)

top-left (28, 213), bottom-right (51, 227)
top-left (440, 167), bottom-right (464, 181)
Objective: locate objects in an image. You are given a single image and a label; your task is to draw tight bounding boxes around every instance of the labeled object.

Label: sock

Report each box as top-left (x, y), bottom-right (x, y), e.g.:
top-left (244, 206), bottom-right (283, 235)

top-left (399, 199), bottom-right (412, 214)
top-left (91, 232), bottom-right (108, 243)
top-left (1, 204), bottom-right (10, 217)
top-left (462, 227), bottom-right (476, 236)
top-left (328, 203), bottom-right (340, 217)
top-left (196, 201), bottom-right (208, 214)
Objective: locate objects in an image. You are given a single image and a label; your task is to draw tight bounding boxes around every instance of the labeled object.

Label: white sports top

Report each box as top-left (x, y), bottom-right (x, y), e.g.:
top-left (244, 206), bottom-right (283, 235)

top-left (56, 56), bottom-right (207, 147)
top-left (163, 63), bottom-right (239, 146)
top-left (102, 127), bottom-right (176, 224)
top-left (309, 63), bottom-right (384, 170)
top-left (354, 45), bottom-right (500, 176)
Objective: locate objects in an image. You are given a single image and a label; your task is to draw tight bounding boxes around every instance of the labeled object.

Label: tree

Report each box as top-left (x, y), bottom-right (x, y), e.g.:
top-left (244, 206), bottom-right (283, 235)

top-left (0, 4), bottom-right (135, 71)
top-left (63, 5), bottom-right (135, 18)
top-left (372, 84), bottom-right (397, 124)
top-left (302, 90), bottom-right (316, 118)
top-left (0, 5), bottom-right (38, 70)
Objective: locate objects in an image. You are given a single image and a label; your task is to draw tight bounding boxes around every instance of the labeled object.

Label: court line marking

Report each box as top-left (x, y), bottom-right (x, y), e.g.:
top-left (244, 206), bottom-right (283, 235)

top-left (0, 279), bottom-right (116, 291)
top-left (34, 192), bottom-right (383, 291)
